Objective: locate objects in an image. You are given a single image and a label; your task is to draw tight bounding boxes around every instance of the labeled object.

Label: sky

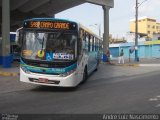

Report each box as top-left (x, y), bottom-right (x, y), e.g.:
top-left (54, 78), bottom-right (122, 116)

top-left (56, 0), bottom-right (160, 38)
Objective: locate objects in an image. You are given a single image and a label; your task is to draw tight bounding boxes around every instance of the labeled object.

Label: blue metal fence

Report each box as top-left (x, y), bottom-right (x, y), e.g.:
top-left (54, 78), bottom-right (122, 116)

top-left (109, 41), bottom-right (160, 59)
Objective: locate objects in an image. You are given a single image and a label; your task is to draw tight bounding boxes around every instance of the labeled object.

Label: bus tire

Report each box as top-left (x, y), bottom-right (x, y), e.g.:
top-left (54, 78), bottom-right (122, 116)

top-left (81, 67), bottom-right (88, 84)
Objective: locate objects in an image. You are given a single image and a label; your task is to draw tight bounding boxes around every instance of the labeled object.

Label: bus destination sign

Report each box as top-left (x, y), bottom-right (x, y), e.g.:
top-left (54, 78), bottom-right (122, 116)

top-left (24, 21), bottom-right (77, 30)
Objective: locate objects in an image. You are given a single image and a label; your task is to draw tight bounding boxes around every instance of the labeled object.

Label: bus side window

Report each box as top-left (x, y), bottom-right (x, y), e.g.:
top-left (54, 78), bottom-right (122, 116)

top-left (82, 32), bottom-right (86, 50)
top-left (95, 38), bottom-right (98, 51)
top-left (99, 40), bottom-right (102, 51)
top-left (97, 39), bottom-right (99, 51)
top-left (86, 33), bottom-right (89, 52)
top-left (93, 37), bottom-right (95, 52)
top-left (88, 34), bottom-right (91, 52)
top-left (90, 35), bottom-right (93, 52)
top-left (79, 29), bottom-right (84, 55)
top-left (82, 33), bottom-right (86, 50)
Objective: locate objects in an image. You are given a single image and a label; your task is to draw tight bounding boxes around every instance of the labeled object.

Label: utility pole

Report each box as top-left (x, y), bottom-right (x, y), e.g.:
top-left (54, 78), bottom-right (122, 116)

top-left (135, 0), bottom-right (139, 62)
top-left (90, 24), bottom-right (101, 38)
top-left (98, 24), bottom-right (101, 38)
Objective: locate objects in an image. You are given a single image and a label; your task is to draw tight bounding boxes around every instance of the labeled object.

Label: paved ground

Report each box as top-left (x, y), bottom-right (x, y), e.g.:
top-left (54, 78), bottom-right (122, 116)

top-left (0, 63), bottom-right (160, 114)
top-left (1, 58), bottom-right (160, 77)
top-left (0, 61), bottom-right (19, 76)
top-left (1, 60), bottom-right (160, 94)
top-left (0, 59), bottom-right (160, 119)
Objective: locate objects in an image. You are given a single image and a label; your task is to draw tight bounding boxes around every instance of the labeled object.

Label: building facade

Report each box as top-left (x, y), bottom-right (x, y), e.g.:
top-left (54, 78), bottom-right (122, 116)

top-left (130, 17), bottom-right (160, 38)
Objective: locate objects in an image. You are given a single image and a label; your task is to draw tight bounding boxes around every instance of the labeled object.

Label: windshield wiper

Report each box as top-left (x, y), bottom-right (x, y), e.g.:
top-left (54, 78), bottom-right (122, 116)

top-left (40, 36), bottom-right (45, 53)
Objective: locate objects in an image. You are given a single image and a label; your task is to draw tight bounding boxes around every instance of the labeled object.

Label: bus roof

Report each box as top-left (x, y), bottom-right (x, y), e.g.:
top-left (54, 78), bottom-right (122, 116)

top-left (79, 24), bottom-right (101, 39)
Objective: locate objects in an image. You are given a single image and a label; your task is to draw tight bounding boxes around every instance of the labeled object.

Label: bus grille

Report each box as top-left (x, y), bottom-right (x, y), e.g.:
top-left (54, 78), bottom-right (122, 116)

top-left (21, 58), bottom-right (76, 68)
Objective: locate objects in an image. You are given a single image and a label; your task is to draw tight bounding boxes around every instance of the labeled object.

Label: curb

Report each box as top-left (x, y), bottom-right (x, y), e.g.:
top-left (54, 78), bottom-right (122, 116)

top-left (0, 71), bottom-right (19, 77)
top-left (100, 61), bottom-right (140, 67)
top-left (116, 64), bottom-right (160, 67)
top-left (122, 64), bottom-right (140, 67)
top-left (102, 62), bottom-right (140, 67)
top-left (139, 64), bottom-right (160, 67)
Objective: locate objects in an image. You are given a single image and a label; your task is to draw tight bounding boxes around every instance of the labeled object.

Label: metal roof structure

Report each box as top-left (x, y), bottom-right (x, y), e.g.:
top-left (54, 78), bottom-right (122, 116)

top-left (0, 0), bottom-right (113, 31)
top-left (0, 0), bottom-right (114, 68)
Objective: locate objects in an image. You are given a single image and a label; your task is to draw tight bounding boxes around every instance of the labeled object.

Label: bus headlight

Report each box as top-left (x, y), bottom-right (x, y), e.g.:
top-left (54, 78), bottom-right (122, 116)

top-left (21, 66), bottom-right (30, 74)
top-left (60, 69), bottom-right (76, 77)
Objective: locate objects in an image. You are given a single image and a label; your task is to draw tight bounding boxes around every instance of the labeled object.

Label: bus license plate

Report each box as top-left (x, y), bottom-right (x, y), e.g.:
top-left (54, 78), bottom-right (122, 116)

top-left (38, 78), bottom-right (48, 83)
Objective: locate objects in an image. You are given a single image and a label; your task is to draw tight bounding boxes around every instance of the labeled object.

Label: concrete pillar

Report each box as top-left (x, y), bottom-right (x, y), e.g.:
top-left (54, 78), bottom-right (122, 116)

top-left (1, 0), bottom-right (11, 68)
top-left (0, 35), bottom-right (2, 65)
top-left (103, 5), bottom-right (110, 54)
top-left (101, 5), bottom-right (110, 62)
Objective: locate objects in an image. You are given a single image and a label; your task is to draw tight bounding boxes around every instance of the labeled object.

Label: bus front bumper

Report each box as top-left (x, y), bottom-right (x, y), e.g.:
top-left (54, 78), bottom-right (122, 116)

top-left (20, 68), bottom-right (80, 87)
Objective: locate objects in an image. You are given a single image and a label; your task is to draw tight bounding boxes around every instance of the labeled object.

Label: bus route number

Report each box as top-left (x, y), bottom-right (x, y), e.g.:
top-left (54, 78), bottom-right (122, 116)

top-left (30, 21), bottom-right (70, 29)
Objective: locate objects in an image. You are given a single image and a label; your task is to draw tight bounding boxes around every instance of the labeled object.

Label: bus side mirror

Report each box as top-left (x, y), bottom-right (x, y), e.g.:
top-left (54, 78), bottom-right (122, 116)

top-left (16, 27), bottom-right (23, 47)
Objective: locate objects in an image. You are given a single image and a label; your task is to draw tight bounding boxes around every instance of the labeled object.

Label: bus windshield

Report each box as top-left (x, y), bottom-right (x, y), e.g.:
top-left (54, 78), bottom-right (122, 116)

top-left (22, 30), bottom-right (77, 61)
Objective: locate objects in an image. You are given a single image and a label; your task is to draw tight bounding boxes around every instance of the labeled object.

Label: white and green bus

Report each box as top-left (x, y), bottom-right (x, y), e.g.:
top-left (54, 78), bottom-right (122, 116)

top-left (16, 18), bottom-right (102, 87)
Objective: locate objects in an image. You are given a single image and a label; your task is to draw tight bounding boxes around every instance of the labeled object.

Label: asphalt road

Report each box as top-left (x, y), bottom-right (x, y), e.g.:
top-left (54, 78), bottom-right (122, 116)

top-left (0, 68), bottom-right (160, 115)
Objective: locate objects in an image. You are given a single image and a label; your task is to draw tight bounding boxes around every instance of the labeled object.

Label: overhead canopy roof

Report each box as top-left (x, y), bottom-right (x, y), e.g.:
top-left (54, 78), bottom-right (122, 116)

top-left (0, 0), bottom-right (113, 31)
top-left (130, 32), bottom-right (148, 38)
